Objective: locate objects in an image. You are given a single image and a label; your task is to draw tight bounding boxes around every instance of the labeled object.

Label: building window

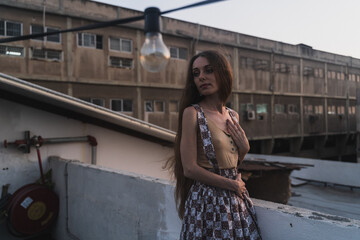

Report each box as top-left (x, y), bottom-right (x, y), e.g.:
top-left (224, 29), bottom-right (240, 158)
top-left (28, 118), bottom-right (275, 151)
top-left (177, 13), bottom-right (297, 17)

top-left (0, 45), bottom-right (23, 56)
top-left (256, 104), bottom-right (267, 120)
top-left (304, 105), bottom-right (313, 115)
top-left (31, 25), bottom-right (61, 43)
top-left (111, 99), bottom-right (133, 112)
top-left (256, 104), bottom-right (267, 114)
top-left (255, 60), bottom-right (269, 71)
top-left (145, 100), bottom-right (165, 112)
top-left (154, 100), bottom-right (165, 112)
top-left (327, 105), bottom-right (336, 115)
top-left (145, 101), bottom-right (153, 112)
top-left (314, 68), bottom-right (324, 78)
top-left (275, 63), bottom-right (289, 73)
top-left (90, 98), bottom-right (105, 107)
top-left (331, 71), bottom-right (336, 79)
top-left (78, 33), bottom-right (103, 49)
top-left (349, 106), bottom-right (356, 115)
top-left (303, 67), bottom-right (314, 76)
top-left (275, 104), bottom-right (285, 114)
top-left (287, 104), bottom-right (298, 114)
top-left (170, 47), bottom-right (187, 60)
top-left (349, 73), bottom-right (356, 82)
top-left (109, 37), bottom-right (132, 52)
top-left (314, 105), bottom-right (323, 115)
top-left (0, 20), bottom-right (22, 37)
top-left (32, 48), bottom-right (62, 60)
top-left (109, 56), bottom-right (133, 68)
top-left (337, 106), bottom-right (345, 115)
top-left (169, 100), bottom-right (179, 113)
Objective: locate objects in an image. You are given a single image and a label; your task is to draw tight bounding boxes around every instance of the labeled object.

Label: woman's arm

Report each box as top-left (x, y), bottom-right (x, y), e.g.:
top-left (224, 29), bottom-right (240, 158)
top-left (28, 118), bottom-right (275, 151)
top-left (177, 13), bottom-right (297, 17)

top-left (180, 107), bottom-right (246, 196)
top-left (226, 111), bottom-right (250, 162)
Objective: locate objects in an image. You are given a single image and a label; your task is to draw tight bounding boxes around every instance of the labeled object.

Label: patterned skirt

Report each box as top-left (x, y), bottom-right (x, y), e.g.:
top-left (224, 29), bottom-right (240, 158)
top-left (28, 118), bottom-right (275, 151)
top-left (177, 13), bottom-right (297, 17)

top-left (180, 168), bottom-right (262, 240)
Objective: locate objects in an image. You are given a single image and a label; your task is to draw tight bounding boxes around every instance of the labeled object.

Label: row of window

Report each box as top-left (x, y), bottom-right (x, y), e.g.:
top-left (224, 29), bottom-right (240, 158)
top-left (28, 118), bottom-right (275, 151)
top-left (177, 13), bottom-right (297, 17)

top-left (241, 103), bottom-right (355, 116)
top-left (0, 44), bottom-right (134, 68)
top-left (86, 98), bottom-right (179, 113)
top-left (239, 56), bottom-right (360, 81)
top-left (1, 20), bottom-right (188, 60)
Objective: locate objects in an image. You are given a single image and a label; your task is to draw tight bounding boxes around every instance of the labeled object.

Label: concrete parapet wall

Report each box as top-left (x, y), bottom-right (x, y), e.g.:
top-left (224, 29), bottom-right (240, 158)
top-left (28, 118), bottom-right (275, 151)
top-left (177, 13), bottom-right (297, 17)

top-left (49, 157), bottom-right (360, 240)
top-left (247, 154), bottom-right (360, 188)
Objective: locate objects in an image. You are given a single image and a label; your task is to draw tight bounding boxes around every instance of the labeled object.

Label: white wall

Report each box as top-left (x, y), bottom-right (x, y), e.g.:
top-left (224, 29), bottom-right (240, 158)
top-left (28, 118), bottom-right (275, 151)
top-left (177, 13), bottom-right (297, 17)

top-left (49, 158), bottom-right (360, 240)
top-left (0, 99), bottom-right (173, 194)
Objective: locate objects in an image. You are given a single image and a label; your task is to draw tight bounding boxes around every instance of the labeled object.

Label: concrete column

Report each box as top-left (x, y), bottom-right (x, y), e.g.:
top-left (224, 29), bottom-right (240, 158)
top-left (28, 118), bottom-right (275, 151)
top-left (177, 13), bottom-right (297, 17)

top-left (136, 31), bottom-right (142, 120)
top-left (356, 88), bottom-right (360, 163)
top-left (66, 17), bottom-right (73, 82)
top-left (261, 139), bottom-right (274, 154)
top-left (300, 59), bottom-right (304, 137)
top-left (232, 48), bottom-right (240, 112)
top-left (345, 65), bottom-right (350, 134)
top-left (336, 135), bottom-right (349, 161)
top-left (314, 135), bottom-right (327, 158)
top-left (270, 52), bottom-right (275, 140)
top-left (290, 137), bottom-right (303, 155)
top-left (136, 30), bottom-right (142, 84)
top-left (136, 87), bottom-right (142, 120)
top-left (324, 63), bottom-right (329, 135)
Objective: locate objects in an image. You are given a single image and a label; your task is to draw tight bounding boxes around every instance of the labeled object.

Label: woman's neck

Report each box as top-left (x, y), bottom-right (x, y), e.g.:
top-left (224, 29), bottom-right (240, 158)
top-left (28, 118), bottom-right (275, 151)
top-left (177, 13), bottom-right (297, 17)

top-left (199, 95), bottom-right (225, 114)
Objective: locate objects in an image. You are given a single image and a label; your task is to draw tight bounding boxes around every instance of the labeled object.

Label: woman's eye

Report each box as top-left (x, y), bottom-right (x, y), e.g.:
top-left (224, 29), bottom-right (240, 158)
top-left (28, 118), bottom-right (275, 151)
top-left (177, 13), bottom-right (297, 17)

top-left (192, 71), bottom-right (200, 77)
top-left (205, 67), bottom-right (214, 74)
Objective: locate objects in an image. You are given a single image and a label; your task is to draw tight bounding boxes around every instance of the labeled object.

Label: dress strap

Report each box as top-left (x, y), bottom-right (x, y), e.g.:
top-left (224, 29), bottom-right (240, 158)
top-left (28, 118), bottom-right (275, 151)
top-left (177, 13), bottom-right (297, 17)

top-left (192, 104), bottom-right (220, 173)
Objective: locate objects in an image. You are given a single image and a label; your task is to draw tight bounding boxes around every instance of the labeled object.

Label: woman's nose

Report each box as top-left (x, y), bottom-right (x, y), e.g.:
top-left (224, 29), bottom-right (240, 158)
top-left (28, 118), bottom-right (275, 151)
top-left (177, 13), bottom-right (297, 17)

top-left (198, 71), bottom-right (206, 80)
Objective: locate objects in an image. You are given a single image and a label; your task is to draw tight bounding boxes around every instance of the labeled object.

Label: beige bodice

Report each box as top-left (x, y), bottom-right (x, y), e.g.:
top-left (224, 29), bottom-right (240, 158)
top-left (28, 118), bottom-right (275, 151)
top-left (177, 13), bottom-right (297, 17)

top-left (196, 116), bottom-right (239, 169)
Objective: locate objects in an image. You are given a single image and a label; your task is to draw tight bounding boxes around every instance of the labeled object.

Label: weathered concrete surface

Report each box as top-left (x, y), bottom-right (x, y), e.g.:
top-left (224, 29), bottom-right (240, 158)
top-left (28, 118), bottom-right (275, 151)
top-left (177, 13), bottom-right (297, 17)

top-left (49, 157), bottom-right (181, 240)
top-left (289, 182), bottom-right (360, 221)
top-left (49, 157), bottom-right (360, 240)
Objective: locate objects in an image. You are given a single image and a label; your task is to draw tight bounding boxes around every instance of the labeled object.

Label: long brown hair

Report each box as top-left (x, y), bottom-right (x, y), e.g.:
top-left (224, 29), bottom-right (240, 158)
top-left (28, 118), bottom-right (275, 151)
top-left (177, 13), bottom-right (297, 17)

top-left (167, 50), bottom-right (233, 219)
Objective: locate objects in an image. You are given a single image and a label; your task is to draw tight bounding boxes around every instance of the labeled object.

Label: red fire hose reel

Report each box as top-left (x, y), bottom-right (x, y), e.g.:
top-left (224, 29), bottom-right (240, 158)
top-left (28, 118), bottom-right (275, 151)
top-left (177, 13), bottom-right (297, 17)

top-left (3, 131), bottom-right (59, 237)
top-left (3, 131), bottom-right (97, 237)
top-left (6, 183), bottom-right (59, 237)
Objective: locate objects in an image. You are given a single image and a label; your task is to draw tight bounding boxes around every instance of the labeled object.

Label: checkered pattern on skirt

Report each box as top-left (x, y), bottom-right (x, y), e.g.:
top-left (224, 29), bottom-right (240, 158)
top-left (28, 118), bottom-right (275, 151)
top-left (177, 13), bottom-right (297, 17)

top-left (180, 168), bottom-right (262, 240)
top-left (180, 104), bottom-right (261, 239)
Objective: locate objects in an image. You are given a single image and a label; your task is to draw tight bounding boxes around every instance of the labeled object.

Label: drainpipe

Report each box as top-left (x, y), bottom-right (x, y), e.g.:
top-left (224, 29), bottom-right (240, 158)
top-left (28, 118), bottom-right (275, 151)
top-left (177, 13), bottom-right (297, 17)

top-left (4, 131), bottom-right (98, 164)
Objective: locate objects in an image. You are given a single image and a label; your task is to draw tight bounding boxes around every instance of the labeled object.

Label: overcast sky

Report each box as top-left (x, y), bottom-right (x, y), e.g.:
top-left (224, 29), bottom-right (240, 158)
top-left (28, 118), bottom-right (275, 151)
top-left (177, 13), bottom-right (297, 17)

top-left (93, 0), bottom-right (360, 59)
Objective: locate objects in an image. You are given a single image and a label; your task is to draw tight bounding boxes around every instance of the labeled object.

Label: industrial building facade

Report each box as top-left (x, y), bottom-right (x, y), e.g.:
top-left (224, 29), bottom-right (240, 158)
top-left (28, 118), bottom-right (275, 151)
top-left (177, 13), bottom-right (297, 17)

top-left (1, 0), bottom-right (359, 161)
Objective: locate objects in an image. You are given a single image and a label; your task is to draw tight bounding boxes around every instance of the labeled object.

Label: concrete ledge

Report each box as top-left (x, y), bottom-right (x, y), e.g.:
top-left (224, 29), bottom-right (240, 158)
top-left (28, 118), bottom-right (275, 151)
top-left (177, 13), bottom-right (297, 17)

top-left (49, 157), bottom-right (360, 240)
top-left (247, 153), bottom-right (360, 188)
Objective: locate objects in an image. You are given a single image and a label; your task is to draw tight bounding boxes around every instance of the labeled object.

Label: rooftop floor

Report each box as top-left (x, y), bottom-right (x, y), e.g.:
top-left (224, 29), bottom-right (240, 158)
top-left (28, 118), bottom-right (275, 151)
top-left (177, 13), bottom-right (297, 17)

top-left (289, 179), bottom-right (360, 221)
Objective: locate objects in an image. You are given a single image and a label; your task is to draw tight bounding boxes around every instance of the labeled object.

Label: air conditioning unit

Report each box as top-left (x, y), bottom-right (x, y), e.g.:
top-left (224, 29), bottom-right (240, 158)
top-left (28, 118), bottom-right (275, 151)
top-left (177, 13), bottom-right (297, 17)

top-left (246, 110), bottom-right (255, 120)
top-left (308, 114), bottom-right (319, 123)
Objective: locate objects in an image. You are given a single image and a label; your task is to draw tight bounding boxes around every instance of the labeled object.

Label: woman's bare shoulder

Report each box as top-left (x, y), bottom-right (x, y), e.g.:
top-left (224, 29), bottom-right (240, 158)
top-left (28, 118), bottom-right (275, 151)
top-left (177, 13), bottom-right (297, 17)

top-left (183, 106), bottom-right (197, 115)
top-left (183, 106), bottom-right (197, 125)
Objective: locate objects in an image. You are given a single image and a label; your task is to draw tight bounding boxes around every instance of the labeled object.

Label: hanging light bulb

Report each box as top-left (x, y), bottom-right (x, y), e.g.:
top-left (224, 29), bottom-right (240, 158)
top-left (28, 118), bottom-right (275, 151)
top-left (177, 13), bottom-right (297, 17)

top-left (140, 7), bottom-right (170, 73)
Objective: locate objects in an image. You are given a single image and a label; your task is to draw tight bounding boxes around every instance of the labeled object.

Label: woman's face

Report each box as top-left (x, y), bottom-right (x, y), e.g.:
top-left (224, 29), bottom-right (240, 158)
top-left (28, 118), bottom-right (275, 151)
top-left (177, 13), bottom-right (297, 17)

top-left (192, 56), bottom-right (219, 96)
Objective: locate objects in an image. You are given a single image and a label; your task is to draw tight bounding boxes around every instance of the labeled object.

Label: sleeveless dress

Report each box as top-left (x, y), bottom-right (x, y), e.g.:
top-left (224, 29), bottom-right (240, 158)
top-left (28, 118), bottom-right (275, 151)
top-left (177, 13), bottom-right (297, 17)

top-left (180, 104), bottom-right (262, 240)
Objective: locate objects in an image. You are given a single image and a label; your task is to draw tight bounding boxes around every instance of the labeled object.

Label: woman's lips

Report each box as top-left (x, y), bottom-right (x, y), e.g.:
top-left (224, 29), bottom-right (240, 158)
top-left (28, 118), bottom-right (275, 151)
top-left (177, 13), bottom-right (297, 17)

top-left (200, 83), bottom-right (211, 89)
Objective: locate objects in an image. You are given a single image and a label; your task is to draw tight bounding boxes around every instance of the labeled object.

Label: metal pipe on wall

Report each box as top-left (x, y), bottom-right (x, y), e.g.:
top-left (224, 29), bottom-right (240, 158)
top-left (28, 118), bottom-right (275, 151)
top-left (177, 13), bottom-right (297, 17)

top-left (4, 131), bottom-right (98, 164)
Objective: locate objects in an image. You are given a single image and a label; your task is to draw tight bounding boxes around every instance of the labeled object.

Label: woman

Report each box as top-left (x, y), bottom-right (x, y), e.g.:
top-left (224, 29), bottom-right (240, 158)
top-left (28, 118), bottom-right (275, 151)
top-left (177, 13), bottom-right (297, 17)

top-left (170, 50), bottom-right (261, 239)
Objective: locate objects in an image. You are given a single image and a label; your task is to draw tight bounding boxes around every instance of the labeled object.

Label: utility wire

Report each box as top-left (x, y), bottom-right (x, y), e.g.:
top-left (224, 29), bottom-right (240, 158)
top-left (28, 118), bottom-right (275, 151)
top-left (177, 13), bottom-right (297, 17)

top-left (0, 0), bottom-right (225, 44)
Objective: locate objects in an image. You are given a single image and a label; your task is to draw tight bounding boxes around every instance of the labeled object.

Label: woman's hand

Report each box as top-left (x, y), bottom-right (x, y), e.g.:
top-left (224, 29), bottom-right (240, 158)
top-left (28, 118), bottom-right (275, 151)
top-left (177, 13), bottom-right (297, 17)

top-left (226, 118), bottom-right (250, 157)
top-left (233, 173), bottom-right (246, 199)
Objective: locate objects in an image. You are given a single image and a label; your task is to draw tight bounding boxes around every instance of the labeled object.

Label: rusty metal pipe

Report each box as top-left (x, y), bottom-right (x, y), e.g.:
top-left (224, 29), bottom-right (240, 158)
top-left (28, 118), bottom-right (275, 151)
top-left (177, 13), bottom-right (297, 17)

top-left (4, 132), bottom-right (98, 164)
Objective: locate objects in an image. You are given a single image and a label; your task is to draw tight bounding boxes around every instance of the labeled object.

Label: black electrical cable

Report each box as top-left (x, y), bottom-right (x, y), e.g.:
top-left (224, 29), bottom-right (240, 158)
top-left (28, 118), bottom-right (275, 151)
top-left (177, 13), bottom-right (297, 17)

top-left (161, 0), bottom-right (225, 15)
top-left (0, 0), bottom-right (225, 44)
